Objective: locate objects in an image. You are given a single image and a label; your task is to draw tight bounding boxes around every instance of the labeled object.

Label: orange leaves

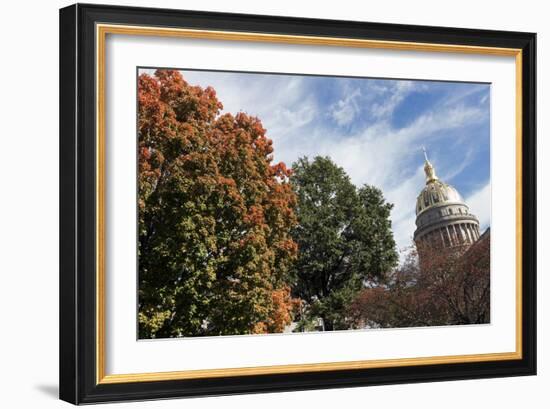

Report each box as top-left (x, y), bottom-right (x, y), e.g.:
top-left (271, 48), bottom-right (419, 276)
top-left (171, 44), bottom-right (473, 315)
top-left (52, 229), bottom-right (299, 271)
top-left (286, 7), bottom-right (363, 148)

top-left (260, 286), bottom-right (301, 334)
top-left (140, 146), bottom-right (151, 160)
top-left (244, 205), bottom-right (266, 226)
top-left (275, 238), bottom-right (298, 256)
top-left (138, 73), bottom-right (160, 100)
top-left (271, 161), bottom-right (292, 178)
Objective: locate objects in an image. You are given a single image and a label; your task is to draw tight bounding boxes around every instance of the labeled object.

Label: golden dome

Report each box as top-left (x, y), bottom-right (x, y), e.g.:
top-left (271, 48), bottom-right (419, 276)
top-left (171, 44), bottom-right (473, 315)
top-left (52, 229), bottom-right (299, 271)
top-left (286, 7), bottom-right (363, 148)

top-left (415, 150), bottom-right (464, 215)
top-left (416, 180), bottom-right (464, 215)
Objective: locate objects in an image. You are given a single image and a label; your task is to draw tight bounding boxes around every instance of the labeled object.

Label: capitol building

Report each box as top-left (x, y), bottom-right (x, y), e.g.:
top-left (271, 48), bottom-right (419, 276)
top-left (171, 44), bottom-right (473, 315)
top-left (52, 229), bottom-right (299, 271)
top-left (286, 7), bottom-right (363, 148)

top-left (414, 150), bottom-right (482, 259)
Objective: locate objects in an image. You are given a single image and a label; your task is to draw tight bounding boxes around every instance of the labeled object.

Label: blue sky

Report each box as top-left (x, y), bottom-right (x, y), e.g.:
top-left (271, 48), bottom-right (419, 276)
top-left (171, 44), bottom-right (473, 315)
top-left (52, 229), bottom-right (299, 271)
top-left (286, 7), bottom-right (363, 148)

top-left (140, 68), bottom-right (490, 260)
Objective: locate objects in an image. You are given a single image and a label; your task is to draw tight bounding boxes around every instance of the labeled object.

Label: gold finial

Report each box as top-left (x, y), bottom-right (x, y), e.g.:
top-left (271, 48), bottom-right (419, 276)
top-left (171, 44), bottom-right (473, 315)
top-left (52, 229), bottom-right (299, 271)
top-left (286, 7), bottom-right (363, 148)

top-left (422, 147), bottom-right (438, 184)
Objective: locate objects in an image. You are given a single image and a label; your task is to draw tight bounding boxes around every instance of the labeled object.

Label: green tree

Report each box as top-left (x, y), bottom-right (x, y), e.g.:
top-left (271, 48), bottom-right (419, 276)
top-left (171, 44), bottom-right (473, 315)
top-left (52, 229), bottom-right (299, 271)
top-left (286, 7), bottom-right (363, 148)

top-left (138, 70), bottom-right (298, 338)
top-left (290, 156), bottom-right (398, 330)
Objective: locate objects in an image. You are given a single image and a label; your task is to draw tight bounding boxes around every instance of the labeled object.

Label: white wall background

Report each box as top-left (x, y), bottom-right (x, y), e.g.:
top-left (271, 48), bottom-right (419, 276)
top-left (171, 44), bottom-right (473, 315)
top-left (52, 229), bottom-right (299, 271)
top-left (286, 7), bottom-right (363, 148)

top-left (0, 0), bottom-right (546, 407)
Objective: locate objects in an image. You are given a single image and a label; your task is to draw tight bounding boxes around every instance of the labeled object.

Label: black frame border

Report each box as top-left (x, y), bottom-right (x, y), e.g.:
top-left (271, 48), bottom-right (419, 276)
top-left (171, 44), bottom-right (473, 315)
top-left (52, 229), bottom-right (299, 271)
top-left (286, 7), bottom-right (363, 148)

top-left (59, 3), bottom-right (536, 404)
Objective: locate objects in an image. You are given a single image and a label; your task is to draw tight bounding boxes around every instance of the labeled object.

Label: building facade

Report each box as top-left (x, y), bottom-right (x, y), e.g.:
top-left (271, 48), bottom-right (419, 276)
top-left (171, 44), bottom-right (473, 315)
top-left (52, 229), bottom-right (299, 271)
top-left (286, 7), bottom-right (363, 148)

top-left (414, 151), bottom-right (481, 256)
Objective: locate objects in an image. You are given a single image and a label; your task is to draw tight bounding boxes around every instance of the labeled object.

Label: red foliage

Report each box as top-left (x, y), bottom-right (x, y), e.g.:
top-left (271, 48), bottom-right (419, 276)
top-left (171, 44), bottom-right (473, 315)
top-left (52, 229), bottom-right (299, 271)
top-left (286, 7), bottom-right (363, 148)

top-left (348, 235), bottom-right (490, 328)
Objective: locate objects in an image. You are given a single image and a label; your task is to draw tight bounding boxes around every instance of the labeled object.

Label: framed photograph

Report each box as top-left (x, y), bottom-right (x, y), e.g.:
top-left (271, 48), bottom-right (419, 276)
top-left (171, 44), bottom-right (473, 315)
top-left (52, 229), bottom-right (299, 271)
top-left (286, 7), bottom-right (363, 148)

top-left (59, 3), bottom-right (536, 404)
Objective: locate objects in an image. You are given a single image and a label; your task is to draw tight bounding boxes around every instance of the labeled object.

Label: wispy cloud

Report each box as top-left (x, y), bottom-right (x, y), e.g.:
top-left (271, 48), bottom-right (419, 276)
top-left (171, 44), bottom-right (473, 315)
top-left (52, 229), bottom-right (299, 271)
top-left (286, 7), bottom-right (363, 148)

top-left (465, 183), bottom-right (491, 231)
top-left (330, 88), bottom-right (362, 126)
top-left (369, 80), bottom-right (417, 119)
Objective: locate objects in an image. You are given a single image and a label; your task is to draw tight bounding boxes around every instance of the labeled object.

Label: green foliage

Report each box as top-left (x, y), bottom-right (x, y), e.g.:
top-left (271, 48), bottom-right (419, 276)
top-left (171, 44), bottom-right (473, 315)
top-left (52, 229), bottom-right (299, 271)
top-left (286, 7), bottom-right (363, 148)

top-left (290, 156), bottom-right (398, 330)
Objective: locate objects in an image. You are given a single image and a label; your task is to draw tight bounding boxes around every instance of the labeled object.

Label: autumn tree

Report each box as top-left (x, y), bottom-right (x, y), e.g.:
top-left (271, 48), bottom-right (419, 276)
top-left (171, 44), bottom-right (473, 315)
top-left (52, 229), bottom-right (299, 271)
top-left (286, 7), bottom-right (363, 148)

top-left (348, 234), bottom-right (490, 328)
top-left (138, 69), bottom-right (299, 338)
top-left (289, 157), bottom-right (398, 331)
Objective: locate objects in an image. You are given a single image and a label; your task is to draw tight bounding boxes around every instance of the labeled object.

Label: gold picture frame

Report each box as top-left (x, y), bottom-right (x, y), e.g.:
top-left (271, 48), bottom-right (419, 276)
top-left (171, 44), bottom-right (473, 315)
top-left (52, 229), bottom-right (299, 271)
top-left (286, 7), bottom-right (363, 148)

top-left (60, 3), bottom-right (536, 404)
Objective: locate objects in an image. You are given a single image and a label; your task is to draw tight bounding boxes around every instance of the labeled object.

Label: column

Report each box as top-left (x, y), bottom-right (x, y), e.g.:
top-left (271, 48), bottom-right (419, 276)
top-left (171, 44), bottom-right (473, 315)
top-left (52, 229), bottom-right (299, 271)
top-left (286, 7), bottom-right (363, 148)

top-left (452, 225), bottom-right (459, 245)
top-left (464, 224), bottom-right (471, 243)
top-left (467, 224), bottom-right (474, 243)
top-left (454, 224), bottom-right (460, 244)
top-left (471, 224), bottom-right (478, 241)
top-left (457, 224), bottom-right (464, 243)
top-left (445, 226), bottom-right (453, 246)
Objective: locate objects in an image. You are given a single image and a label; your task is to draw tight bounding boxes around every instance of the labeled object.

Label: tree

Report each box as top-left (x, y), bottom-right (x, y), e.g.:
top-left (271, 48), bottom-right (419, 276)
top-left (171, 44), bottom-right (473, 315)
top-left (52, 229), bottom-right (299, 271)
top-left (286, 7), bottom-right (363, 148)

top-left (137, 69), bottom-right (299, 338)
top-left (348, 234), bottom-right (490, 328)
top-left (289, 156), bottom-right (398, 330)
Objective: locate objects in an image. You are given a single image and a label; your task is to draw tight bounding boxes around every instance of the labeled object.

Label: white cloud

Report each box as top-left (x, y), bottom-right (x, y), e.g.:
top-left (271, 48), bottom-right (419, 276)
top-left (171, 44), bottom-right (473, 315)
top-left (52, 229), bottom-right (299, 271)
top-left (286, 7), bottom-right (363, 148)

top-left (441, 147), bottom-right (475, 182)
top-left (480, 93), bottom-right (489, 105)
top-left (178, 71), bottom-right (318, 160)
top-left (330, 88), bottom-right (361, 126)
top-left (385, 166), bottom-right (426, 255)
top-left (318, 104), bottom-right (485, 187)
top-left (369, 80), bottom-right (416, 119)
top-left (465, 182), bottom-right (491, 231)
